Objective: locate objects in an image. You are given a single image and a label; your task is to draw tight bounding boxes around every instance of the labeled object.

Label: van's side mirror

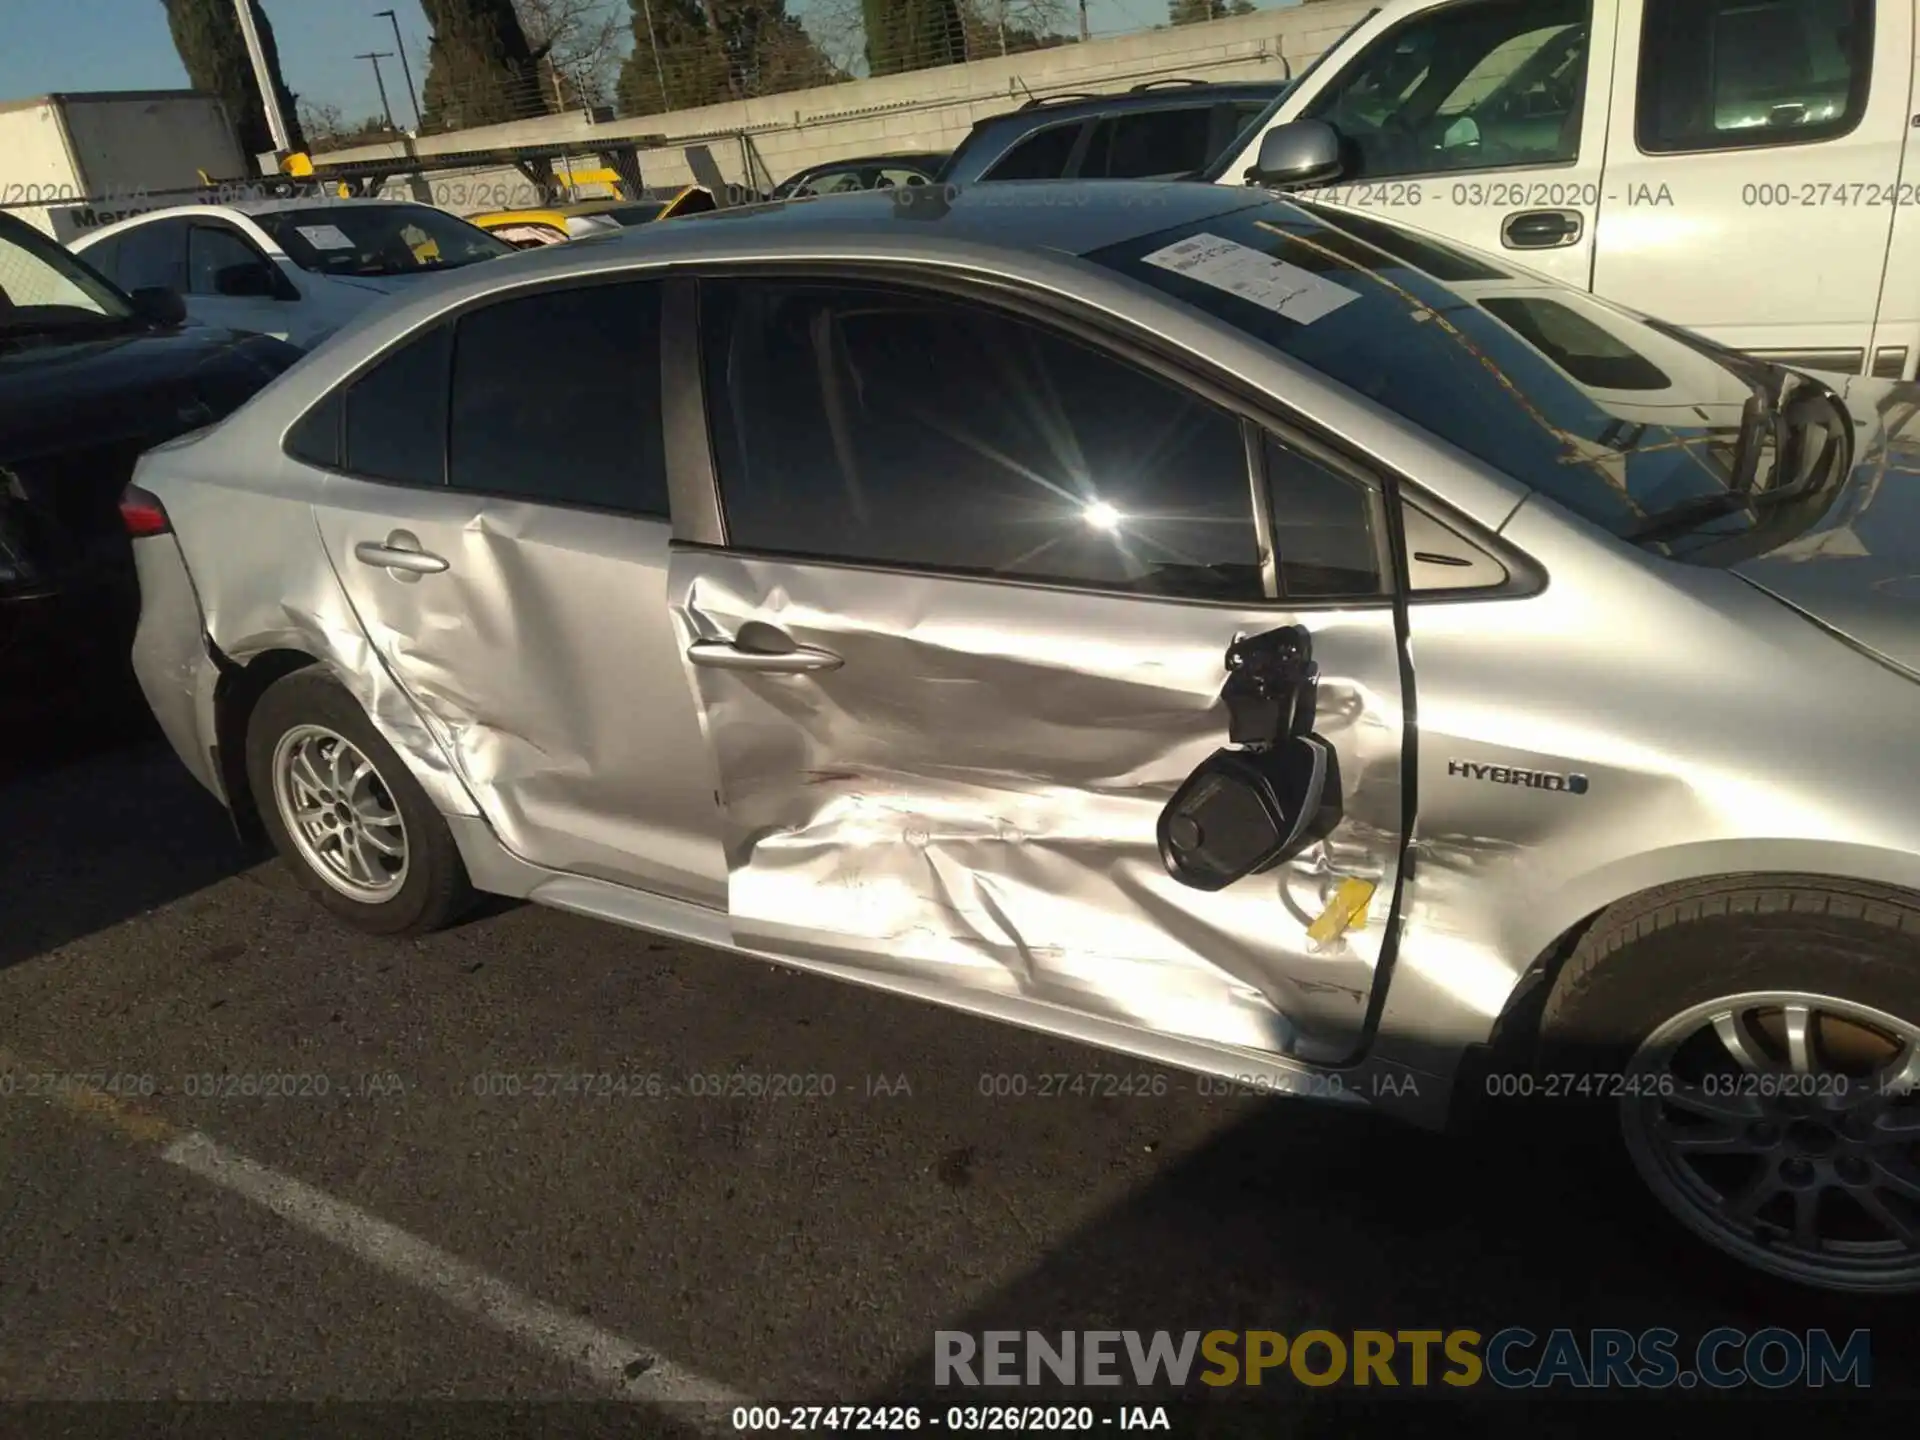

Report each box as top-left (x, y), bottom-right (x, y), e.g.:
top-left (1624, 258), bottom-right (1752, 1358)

top-left (1245, 119), bottom-right (1345, 189)
top-left (214, 262), bottom-right (286, 299)
top-left (128, 286), bottom-right (187, 327)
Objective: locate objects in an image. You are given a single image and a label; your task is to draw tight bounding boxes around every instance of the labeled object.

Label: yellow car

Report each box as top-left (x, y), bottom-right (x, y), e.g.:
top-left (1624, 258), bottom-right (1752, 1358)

top-left (470, 188), bottom-right (716, 248)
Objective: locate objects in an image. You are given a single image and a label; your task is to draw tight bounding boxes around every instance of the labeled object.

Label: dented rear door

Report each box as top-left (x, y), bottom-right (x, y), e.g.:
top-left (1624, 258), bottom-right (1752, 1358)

top-left (671, 274), bottom-right (1407, 1061)
top-left (307, 277), bottom-right (727, 906)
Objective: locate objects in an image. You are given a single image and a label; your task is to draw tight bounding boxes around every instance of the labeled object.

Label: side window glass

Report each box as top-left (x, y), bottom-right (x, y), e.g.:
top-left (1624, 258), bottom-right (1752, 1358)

top-left (80, 235), bottom-right (123, 284)
top-left (982, 122), bottom-right (1084, 180)
top-left (286, 390), bottom-right (344, 470)
top-left (448, 281), bottom-right (669, 516)
top-left (187, 225), bottom-right (272, 297)
top-left (1637, 0), bottom-right (1872, 153)
top-left (701, 280), bottom-right (1263, 600)
top-left (1263, 436), bottom-right (1384, 599)
top-left (114, 219), bottom-right (189, 293)
top-left (342, 324), bottom-right (452, 487)
top-left (1302, 0), bottom-right (1591, 179)
top-left (1100, 107), bottom-right (1217, 178)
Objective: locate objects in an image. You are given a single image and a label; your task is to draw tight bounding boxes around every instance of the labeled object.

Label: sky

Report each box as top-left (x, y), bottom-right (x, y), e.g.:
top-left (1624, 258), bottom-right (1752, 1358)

top-left (0, 0), bottom-right (1244, 128)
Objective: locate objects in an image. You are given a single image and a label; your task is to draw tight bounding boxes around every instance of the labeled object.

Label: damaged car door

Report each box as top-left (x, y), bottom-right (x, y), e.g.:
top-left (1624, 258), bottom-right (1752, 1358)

top-left (299, 277), bottom-right (726, 904)
top-left (670, 276), bottom-right (1407, 1061)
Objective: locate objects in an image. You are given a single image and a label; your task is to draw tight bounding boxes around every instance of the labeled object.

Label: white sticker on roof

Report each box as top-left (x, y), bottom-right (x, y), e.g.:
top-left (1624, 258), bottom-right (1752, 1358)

top-left (294, 223), bottom-right (356, 251)
top-left (1139, 232), bottom-right (1360, 325)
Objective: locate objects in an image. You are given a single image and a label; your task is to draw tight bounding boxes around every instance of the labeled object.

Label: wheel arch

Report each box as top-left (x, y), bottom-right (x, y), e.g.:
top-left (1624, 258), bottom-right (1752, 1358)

top-left (1487, 868), bottom-right (1920, 1066)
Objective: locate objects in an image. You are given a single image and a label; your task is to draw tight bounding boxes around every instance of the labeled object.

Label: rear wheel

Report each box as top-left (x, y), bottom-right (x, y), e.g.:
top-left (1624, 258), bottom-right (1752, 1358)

top-left (1542, 878), bottom-right (1920, 1294)
top-left (246, 669), bottom-right (474, 936)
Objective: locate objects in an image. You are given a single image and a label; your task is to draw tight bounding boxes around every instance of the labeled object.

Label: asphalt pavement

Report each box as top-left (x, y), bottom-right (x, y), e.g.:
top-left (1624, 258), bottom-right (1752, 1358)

top-left (1, 698), bottom-right (1915, 1436)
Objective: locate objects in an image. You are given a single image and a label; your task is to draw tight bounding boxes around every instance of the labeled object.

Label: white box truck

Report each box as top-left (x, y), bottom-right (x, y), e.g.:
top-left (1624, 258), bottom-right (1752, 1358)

top-left (0, 91), bottom-right (249, 245)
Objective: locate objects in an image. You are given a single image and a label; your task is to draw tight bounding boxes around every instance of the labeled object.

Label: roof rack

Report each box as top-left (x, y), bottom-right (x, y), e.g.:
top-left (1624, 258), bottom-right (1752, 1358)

top-left (1018, 91), bottom-right (1106, 110)
top-left (1128, 77), bottom-right (1208, 92)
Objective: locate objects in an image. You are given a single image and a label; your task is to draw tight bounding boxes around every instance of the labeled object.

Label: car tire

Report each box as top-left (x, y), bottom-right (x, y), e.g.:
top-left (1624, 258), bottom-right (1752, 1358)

top-left (1540, 875), bottom-right (1920, 1294)
top-left (245, 668), bottom-right (475, 937)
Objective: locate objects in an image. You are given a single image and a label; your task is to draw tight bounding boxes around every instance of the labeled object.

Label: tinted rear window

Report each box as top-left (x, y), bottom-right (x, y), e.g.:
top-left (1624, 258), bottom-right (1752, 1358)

top-left (1089, 200), bottom-right (1762, 537)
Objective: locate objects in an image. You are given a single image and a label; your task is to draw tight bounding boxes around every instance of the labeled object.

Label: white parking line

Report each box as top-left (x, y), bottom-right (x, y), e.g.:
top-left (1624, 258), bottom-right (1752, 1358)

top-left (160, 1130), bottom-right (749, 1414)
top-left (2, 1049), bottom-right (756, 1420)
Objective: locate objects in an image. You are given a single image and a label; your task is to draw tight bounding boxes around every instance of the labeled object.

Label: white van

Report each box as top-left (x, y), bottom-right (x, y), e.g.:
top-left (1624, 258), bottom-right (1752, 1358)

top-left (1214, 0), bottom-right (1919, 379)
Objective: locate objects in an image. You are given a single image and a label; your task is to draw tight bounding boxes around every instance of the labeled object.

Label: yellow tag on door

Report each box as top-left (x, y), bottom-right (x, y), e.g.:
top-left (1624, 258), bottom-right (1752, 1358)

top-left (1306, 877), bottom-right (1377, 945)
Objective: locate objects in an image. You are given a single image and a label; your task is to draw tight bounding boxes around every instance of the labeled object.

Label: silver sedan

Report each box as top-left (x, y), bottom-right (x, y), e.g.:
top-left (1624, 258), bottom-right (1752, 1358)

top-left (125, 180), bottom-right (1920, 1294)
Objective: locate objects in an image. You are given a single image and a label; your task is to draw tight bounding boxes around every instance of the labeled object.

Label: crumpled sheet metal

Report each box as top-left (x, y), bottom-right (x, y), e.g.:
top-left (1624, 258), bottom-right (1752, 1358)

top-left (174, 476), bottom-right (481, 824)
top-left (306, 494), bottom-right (725, 903)
top-left (673, 553), bottom-right (1406, 1058)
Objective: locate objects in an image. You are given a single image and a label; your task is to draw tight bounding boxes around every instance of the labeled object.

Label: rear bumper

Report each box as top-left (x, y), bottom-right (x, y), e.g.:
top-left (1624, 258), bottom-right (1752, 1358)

top-left (129, 533), bottom-right (224, 802)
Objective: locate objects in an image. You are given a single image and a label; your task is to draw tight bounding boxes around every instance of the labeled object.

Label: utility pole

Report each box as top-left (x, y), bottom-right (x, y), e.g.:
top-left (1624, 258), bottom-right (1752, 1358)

top-left (1078, 0), bottom-right (1090, 42)
top-left (355, 51), bottom-right (400, 132)
top-left (636, 0), bottom-right (670, 105)
top-left (231, 0), bottom-right (293, 153)
top-left (373, 9), bottom-right (424, 131)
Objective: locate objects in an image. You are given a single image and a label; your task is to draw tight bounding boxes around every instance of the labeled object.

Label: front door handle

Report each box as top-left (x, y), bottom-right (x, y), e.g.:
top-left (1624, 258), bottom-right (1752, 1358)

top-left (687, 628), bottom-right (843, 674)
top-left (1501, 207), bottom-right (1583, 249)
top-left (354, 530), bottom-right (448, 582)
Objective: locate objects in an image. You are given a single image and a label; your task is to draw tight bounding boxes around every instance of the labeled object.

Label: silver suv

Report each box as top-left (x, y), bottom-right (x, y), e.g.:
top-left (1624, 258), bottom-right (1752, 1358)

top-left (125, 182), bottom-right (1920, 1295)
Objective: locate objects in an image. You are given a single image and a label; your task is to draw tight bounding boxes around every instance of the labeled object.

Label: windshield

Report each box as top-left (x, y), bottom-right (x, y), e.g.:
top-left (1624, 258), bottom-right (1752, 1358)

top-left (0, 213), bottom-right (133, 333)
top-left (1200, 7), bottom-right (1382, 181)
top-left (1088, 199), bottom-right (1840, 546)
top-left (254, 204), bottom-right (512, 278)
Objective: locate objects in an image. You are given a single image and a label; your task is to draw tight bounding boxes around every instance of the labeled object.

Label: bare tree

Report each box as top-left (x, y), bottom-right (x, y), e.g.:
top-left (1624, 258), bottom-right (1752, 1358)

top-left (514, 0), bottom-right (626, 104)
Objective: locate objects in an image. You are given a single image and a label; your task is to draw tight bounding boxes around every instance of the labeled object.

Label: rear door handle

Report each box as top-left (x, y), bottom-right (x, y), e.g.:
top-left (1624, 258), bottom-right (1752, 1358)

top-left (687, 631), bottom-right (843, 674)
top-left (1501, 208), bottom-right (1583, 249)
top-left (354, 530), bottom-right (448, 581)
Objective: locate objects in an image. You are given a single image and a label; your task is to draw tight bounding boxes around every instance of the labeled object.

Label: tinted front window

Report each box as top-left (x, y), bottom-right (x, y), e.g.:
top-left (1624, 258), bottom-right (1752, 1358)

top-left (1090, 202), bottom-right (1763, 539)
top-left (1085, 107), bottom-right (1216, 178)
top-left (343, 324), bottom-right (452, 487)
top-left (1638, 0), bottom-right (1871, 152)
top-left (187, 225), bottom-right (269, 296)
top-left (254, 204), bottom-right (510, 277)
top-left (983, 123), bottom-right (1084, 180)
top-left (1303, 0), bottom-right (1590, 179)
top-left (113, 219), bottom-right (190, 293)
top-left (449, 282), bottom-right (668, 515)
top-left (702, 280), bottom-right (1263, 599)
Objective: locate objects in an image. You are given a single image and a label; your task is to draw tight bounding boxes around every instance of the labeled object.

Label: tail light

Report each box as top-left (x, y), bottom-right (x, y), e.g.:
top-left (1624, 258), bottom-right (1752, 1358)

top-left (120, 483), bottom-right (171, 538)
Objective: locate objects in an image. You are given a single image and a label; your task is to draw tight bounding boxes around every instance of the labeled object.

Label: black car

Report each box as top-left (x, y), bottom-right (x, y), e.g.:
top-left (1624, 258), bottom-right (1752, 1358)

top-left (936, 79), bottom-right (1289, 187)
top-left (0, 209), bottom-right (301, 736)
top-left (770, 152), bottom-right (950, 200)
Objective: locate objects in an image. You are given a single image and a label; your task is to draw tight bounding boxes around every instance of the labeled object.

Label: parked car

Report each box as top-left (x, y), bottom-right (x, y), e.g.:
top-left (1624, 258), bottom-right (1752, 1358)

top-left (469, 188), bottom-right (718, 248)
top-left (69, 199), bottom-right (514, 349)
top-left (126, 180), bottom-right (1920, 1295)
top-left (770, 153), bottom-right (949, 200)
top-left (937, 79), bottom-right (1288, 186)
top-left (0, 209), bottom-right (298, 729)
top-left (1217, 0), bottom-right (1916, 379)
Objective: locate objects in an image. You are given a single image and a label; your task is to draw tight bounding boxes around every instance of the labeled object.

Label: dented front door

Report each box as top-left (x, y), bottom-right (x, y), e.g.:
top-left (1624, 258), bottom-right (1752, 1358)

top-left (670, 552), bottom-right (1406, 1062)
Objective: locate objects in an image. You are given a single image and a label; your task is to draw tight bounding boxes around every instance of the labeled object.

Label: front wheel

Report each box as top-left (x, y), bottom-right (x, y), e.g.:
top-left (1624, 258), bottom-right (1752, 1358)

top-left (246, 668), bottom-right (475, 936)
top-left (1542, 878), bottom-right (1920, 1294)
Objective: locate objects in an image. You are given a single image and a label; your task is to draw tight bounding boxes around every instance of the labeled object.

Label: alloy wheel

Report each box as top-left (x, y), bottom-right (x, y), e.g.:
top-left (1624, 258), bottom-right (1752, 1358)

top-left (270, 723), bottom-right (409, 902)
top-left (1623, 990), bottom-right (1920, 1291)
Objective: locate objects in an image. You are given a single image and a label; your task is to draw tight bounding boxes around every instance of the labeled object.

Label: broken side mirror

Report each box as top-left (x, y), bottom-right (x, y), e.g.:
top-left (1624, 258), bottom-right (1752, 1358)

top-left (1158, 625), bottom-right (1343, 892)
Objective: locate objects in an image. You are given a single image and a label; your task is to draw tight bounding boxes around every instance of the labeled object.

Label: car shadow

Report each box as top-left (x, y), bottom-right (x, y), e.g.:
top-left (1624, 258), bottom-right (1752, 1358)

top-left (859, 1098), bottom-right (1919, 1426)
top-left (0, 700), bottom-right (256, 972)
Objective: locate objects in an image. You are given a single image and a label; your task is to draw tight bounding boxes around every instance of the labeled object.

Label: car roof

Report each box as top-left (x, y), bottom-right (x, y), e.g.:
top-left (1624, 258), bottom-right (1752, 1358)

top-left (70, 196), bottom-right (439, 244)
top-left (971, 80), bottom-right (1286, 129)
top-left (788, 152), bottom-right (948, 174)
top-left (483, 180), bottom-right (1276, 271)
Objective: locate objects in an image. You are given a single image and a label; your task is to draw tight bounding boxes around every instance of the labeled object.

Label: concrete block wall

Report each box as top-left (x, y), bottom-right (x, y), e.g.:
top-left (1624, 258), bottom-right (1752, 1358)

top-left (315, 1), bottom-right (1373, 212)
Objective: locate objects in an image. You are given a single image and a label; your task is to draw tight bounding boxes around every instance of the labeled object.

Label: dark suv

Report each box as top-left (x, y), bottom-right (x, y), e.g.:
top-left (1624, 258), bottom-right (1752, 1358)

top-left (936, 79), bottom-right (1289, 187)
